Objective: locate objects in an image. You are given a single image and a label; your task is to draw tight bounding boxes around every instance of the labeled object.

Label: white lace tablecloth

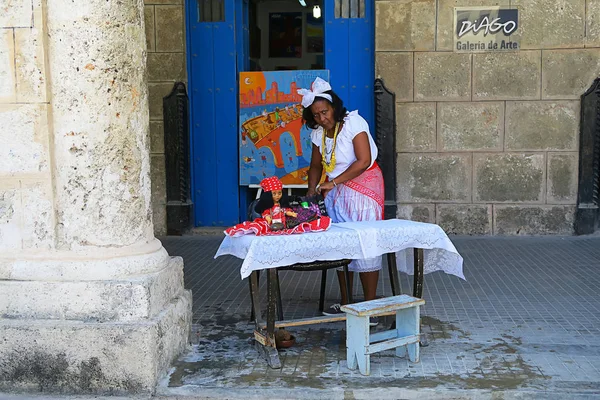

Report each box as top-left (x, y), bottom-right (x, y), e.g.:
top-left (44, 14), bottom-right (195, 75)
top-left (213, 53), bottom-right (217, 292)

top-left (215, 219), bottom-right (465, 280)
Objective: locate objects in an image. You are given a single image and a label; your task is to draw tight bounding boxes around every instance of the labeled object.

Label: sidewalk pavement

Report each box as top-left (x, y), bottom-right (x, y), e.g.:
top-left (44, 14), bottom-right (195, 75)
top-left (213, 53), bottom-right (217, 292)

top-left (2, 234), bottom-right (599, 399)
top-left (153, 233), bottom-right (600, 399)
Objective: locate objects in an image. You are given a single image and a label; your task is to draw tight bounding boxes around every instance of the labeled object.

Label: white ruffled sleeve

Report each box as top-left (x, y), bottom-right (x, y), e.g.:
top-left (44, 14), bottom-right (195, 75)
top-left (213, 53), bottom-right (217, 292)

top-left (311, 127), bottom-right (323, 148)
top-left (343, 111), bottom-right (370, 139)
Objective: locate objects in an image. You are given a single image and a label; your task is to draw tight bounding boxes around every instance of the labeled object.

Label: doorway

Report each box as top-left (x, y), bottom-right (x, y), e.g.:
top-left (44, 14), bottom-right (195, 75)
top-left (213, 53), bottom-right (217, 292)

top-left (248, 0), bottom-right (324, 73)
top-left (186, 0), bottom-right (374, 227)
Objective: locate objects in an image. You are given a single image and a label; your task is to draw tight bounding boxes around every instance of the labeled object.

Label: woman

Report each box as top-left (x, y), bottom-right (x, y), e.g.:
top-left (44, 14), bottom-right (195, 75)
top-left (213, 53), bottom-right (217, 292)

top-left (298, 77), bottom-right (384, 322)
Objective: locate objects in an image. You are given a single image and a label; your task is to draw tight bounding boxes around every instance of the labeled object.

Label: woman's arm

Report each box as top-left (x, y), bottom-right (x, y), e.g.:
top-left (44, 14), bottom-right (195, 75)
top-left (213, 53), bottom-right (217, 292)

top-left (307, 143), bottom-right (323, 196)
top-left (318, 131), bottom-right (371, 191)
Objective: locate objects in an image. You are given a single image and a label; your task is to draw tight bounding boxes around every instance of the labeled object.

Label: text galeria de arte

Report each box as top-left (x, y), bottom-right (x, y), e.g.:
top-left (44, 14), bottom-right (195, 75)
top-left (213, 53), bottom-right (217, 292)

top-left (456, 39), bottom-right (518, 51)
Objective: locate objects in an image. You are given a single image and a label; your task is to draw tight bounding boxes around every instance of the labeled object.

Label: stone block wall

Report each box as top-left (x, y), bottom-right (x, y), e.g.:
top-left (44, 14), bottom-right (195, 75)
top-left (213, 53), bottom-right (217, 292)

top-left (0, 0), bottom-right (54, 251)
top-left (144, 0), bottom-right (187, 236)
top-left (376, 0), bottom-right (600, 235)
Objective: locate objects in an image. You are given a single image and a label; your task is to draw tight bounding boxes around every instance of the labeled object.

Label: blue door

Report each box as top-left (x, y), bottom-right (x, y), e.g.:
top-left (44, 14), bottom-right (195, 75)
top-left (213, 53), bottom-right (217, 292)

top-left (186, 0), bottom-right (243, 226)
top-left (324, 0), bottom-right (374, 131)
top-left (186, 0), bottom-right (374, 226)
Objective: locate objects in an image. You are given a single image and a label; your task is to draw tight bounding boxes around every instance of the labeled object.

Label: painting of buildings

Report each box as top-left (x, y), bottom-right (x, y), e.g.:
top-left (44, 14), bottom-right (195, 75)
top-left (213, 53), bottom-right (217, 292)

top-left (239, 70), bottom-right (329, 185)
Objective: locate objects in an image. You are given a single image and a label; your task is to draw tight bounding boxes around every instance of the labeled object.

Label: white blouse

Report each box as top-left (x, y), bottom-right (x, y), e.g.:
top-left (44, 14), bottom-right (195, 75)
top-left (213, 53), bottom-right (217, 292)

top-left (311, 111), bottom-right (378, 179)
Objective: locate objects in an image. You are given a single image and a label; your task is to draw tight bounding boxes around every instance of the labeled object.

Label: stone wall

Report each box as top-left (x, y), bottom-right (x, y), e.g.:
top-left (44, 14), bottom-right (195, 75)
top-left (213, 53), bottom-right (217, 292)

top-left (1, 1), bottom-right (53, 249)
top-left (144, 0), bottom-right (187, 236)
top-left (376, 0), bottom-right (600, 235)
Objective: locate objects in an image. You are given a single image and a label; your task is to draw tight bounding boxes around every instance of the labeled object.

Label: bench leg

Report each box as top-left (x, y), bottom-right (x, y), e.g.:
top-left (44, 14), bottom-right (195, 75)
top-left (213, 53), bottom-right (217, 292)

top-left (396, 306), bottom-right (420, 363)
top-left (346, 314), bottom-right (370, 375)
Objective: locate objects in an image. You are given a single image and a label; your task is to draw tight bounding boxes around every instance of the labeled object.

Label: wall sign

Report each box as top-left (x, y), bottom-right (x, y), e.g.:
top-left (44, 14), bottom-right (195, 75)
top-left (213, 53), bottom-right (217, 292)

top-left (454, 7), bottom-right (519, 52)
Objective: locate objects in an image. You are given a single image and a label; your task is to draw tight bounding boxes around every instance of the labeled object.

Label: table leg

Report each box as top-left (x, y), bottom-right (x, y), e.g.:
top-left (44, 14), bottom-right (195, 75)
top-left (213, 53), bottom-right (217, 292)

top-left (412, 248), bottom-right (428, 347)
top-left (250, 271), bottom-right (262, 329)
top-left (267, 269), bottom-right (277, 336)
top-left (319, 269), bottom-right (327, 313)
top-left (254, 340), bottom-right (281, 369)
top-left (250, 270), bottom-right (282, 368)
top-left (413, 248), bottom-right (424, 299)
top-left (263, 268), bottom-right (282, 368)
top-left (387, 253), bottom-right (401, 331)
top-left (275, 269), bottom-right (284, 321)
top-left (386, 253), bottom-right (401, 296)
top-left (343, 263), bottom-right (353, 304)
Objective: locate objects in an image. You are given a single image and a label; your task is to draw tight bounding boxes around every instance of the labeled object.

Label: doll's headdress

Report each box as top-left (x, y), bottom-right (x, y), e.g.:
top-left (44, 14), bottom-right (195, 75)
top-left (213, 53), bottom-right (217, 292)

top-left (260, 176), bottom-right (283, 192)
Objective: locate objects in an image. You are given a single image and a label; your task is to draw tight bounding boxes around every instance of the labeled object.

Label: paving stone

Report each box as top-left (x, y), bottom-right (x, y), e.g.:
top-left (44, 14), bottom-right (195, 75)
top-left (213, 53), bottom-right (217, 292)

top-left (542, 49), bottom-right (600, 99)
top-left (144, 5), bottom-right (156, 52)
top-left (547, 152), bottom-right (578, 204)
top-left (0, 0), bottom-right (32, 28)
top-left (414, 53), bottom-right (471, 101)
top-left (505, 101), bottom-right (579, 151)
top-left (473, 153), bottom-right (545, 203)
top-left (396, 103), bottom-right (436, 152)
top-left (155, 5), bottom-right (184, 52)
top-left (397, 204), bottom-right (435, 223)
top-left (376, 52), bottom-right (413, 103)
top-left (375, 0), bottom-right (435, 51)
top-left (147, 52), bottom-right (186, 82)
top-left (473, 51), bottom-right (541, 100)
top-left (156, 234), bottom-right (600, 395)
top-left (438, 102), bottom-right (504, 151)
top-left (511, 0), bottom-right (585, 49)
top-left (0, 30), bottom-right (16, 103)
top-left (397, 153), bottom-right (472, 203)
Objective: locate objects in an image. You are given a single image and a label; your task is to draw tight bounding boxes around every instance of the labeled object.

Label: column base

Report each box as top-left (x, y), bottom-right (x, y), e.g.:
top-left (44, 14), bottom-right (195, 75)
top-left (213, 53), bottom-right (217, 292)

top-left (0, 291), bottom-right (192, 395)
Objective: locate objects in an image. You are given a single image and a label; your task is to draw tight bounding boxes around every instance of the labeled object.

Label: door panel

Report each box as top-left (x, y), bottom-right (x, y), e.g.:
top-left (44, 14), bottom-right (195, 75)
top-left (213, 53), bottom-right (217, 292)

top-left (324, 0), bottom-right (374, 132)
top-left (186, 0), bottom-right (372, 226)
top-left (187, 0), bottom-right (241, 226)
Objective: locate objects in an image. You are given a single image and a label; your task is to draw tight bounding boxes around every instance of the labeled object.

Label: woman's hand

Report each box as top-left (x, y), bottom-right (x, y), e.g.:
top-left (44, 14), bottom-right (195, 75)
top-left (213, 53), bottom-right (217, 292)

top-left (319, 181), bottom-right (335, 192)
top-left (307, 144), bottom-right (323, 197)
top-left (316, 181), bottom-right (335, 198)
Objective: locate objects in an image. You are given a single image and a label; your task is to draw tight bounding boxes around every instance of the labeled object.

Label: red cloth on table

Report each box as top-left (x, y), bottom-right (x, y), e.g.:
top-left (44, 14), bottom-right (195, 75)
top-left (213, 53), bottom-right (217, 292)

top-left (224, 216), bottom-right (332, 237)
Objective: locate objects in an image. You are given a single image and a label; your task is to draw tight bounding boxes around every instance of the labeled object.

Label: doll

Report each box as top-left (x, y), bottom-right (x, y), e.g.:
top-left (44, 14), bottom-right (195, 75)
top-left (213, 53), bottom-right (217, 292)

top-left (260, 176), bottom-right (297, 231)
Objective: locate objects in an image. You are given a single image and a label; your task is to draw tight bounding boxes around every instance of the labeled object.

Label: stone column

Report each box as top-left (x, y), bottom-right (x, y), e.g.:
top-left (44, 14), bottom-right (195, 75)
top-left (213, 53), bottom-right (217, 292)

top-left (0, 0), bottom-right (191, 394)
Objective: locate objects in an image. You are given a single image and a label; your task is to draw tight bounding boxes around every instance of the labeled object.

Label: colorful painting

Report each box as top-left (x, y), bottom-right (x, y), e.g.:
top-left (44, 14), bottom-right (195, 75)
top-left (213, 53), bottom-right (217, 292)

top-left (239, 70), bottom-right (329, 186)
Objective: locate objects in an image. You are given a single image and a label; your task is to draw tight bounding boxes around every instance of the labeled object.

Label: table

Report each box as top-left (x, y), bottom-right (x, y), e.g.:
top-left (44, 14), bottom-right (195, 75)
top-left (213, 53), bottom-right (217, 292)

top-left (215, 219), bottom-right (464, 368)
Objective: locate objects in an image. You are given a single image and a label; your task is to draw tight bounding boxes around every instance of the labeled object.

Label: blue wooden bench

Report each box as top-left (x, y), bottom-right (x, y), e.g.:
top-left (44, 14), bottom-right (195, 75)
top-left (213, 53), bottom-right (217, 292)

top-left (341, 294), bottom-right (425, 376)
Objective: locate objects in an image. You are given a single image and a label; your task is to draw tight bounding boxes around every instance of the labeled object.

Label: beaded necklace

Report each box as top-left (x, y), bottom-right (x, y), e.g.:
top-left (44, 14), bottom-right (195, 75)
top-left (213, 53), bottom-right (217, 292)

top-left (321, 122), bottom-right (340, 174)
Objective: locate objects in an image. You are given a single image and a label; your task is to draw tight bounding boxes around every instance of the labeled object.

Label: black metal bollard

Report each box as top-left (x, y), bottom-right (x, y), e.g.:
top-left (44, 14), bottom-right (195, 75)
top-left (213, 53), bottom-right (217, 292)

top-left (374, 78), bottom-right (397, 220)
top-left (163, 82), bottom-right (193, 235)
top-left (575, 79), bottom-right (600, 235)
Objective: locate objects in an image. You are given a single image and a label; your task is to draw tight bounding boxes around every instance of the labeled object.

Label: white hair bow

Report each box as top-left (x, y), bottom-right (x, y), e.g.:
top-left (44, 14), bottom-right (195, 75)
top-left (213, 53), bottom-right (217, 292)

top-left (297, 77), bottom-right (333, 108)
